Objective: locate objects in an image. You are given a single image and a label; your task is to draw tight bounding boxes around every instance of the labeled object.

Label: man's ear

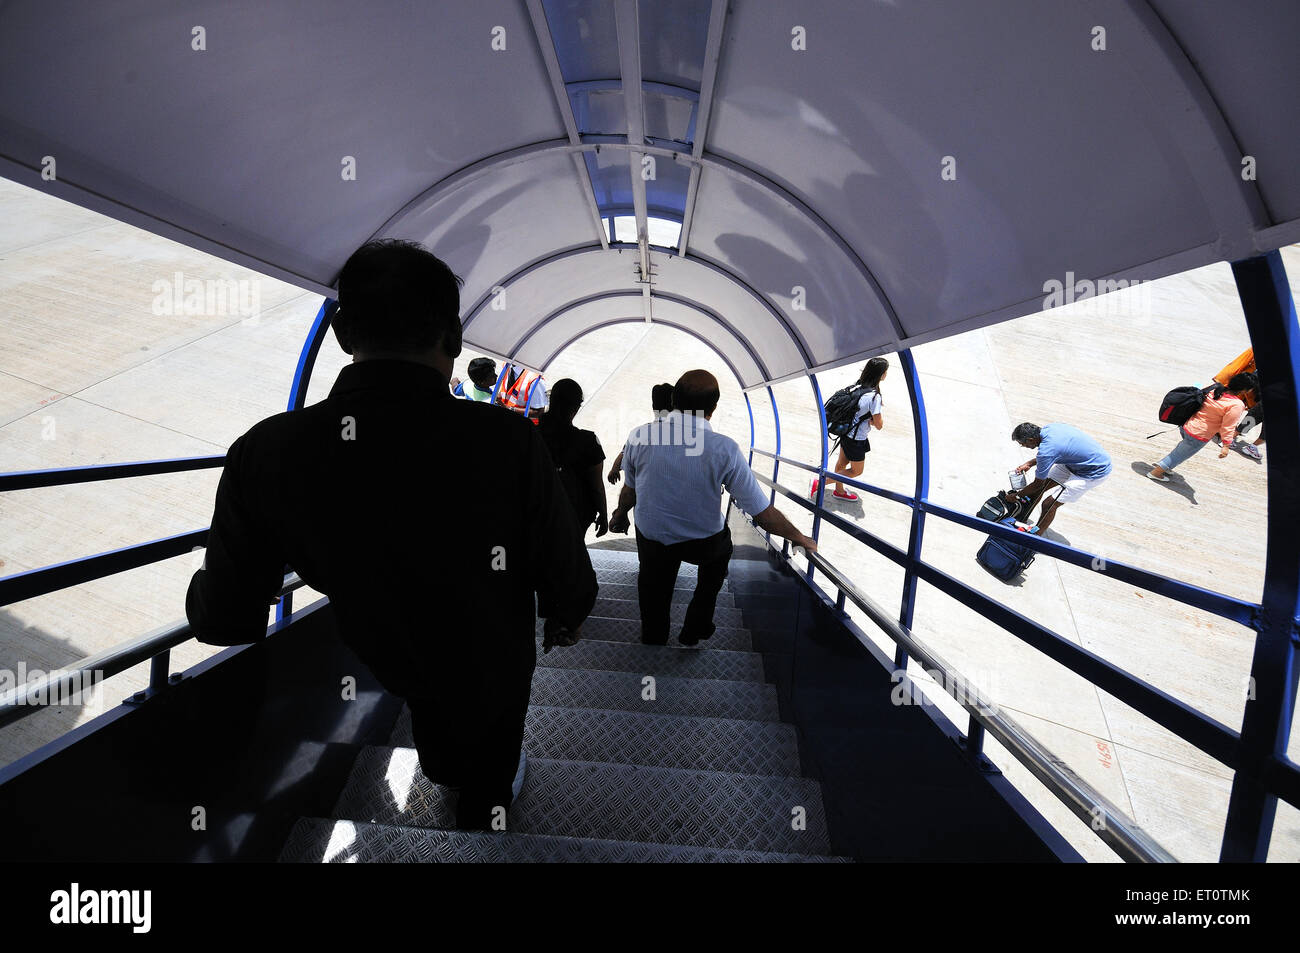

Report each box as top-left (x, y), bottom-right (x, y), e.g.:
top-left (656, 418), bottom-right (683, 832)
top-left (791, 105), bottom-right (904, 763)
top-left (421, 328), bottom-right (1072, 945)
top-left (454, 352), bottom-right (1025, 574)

top-left (443, 317), bottom-right (463, 359)
top-left (330, 302), bottom-right (353, 355)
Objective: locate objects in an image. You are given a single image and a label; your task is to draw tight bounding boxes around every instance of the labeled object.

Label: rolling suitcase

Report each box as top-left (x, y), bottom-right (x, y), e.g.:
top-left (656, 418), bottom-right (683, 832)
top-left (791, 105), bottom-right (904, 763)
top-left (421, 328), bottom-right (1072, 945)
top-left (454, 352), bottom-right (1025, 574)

top-left (976, 516), bottom-right (1036, 581)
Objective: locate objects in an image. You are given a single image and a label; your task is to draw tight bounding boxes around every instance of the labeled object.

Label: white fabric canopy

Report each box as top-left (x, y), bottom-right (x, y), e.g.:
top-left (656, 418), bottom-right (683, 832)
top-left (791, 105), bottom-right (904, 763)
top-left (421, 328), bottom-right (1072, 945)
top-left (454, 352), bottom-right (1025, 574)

top-left (2, 0), bottom-right (1295, 388)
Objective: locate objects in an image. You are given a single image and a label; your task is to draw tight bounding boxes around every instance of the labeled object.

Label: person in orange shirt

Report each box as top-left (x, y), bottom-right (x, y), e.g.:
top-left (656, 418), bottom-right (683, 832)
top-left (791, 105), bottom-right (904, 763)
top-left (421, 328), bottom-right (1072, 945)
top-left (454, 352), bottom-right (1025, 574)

top-left (1213, 348), bottom-right (1264, 460)
top-left (1148, 373), bottom-right (1257, 481)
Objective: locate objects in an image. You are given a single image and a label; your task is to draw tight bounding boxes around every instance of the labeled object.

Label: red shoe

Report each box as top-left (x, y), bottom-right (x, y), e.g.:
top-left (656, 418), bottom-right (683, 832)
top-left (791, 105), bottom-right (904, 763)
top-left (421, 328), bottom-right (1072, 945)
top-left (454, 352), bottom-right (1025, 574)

top-left (832, 488), bottom-right (859, 501)
top-left (810, 478), bottom-right (820, 499)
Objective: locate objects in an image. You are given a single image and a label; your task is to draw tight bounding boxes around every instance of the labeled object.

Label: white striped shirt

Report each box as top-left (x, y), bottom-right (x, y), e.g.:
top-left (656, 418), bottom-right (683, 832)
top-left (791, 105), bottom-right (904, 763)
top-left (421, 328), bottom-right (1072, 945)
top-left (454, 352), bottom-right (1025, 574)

top-left (622, 412), bottom-right (770, 545)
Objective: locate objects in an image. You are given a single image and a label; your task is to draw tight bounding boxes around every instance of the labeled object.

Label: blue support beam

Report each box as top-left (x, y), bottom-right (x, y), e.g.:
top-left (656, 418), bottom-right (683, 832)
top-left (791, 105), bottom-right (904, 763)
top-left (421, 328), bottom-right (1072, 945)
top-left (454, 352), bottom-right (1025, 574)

top-left (807, 374), bottom-right (829, 585)
top-left (1220, 251), bottom-right (1300, 862)
top-left (898, 348), bottom-right (930, 671)
top-left (744, 391), bottom-right (755, 468)
top-left (767, 387), bottom-right (781, 543)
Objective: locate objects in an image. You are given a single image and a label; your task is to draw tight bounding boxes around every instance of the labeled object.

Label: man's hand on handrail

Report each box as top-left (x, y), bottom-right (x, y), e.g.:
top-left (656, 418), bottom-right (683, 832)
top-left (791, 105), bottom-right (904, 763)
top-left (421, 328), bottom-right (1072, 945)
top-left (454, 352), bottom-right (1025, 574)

top-left (753, 503), bottom-right (817, 554)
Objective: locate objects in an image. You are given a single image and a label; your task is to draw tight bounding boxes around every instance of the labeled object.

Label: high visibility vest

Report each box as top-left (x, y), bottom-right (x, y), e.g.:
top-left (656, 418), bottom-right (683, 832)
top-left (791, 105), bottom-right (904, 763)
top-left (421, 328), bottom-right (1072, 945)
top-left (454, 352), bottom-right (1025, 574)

top-left (497, 367), bottom-right (542, 417)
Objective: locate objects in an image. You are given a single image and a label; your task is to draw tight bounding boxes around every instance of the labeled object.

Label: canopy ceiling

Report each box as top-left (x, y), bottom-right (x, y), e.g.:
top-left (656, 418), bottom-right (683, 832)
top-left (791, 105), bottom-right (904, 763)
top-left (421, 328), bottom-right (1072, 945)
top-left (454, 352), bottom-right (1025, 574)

top-left (1, 0), bottom-right (1296, 388)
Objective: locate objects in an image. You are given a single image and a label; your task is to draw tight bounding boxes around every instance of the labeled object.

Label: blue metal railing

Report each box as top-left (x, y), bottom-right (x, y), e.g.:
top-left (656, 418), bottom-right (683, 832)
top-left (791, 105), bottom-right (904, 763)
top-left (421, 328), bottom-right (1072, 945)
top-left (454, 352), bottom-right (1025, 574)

top-left (747, 249), bottom-right (1299, 862)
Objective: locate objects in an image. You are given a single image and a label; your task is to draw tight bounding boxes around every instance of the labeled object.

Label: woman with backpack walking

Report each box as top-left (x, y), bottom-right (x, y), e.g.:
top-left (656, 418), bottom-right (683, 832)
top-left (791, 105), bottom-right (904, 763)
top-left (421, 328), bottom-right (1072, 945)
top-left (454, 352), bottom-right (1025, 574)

top-left (1148, 372), bottom-right (1258, 482)
top-left (812, 357), bottom-right (887, 502)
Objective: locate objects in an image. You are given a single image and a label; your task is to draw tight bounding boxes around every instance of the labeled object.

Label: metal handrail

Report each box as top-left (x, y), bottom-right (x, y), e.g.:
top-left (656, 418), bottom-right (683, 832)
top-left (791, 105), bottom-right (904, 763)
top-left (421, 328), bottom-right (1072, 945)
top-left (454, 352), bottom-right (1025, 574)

top-left (751, 449), bottom-right (1257, 625)
top-left (0, 455), bottom-right (225, 492)
top-left (0, 573), bottom-right (307, 729)
top-left (756, 471), bottom-right (1246, 769)
top-left (800, 546), bottom-right (1177, 863)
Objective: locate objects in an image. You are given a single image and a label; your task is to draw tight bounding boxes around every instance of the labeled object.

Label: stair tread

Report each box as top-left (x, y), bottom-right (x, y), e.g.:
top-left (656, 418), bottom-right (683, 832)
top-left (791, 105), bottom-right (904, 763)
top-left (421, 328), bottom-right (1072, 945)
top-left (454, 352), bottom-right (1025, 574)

top-left (534, 615), bottom-right (752, 651)
top-left (535, 638), bottom-right (766, 682)
top-left (528, 667), bottom-right (780, 721)
top-left (389, 704), bottom-right (800, 774)
top-left (280, 817), bottom-right (847, 863)
top-left (593, 568), bottom-right (727, 593)
top-left (332, 749), bottom-right (833, 854)
top-left (590, 597), bottom-right (745, 628)
top-left (597, 582), bottom-right (736, 607)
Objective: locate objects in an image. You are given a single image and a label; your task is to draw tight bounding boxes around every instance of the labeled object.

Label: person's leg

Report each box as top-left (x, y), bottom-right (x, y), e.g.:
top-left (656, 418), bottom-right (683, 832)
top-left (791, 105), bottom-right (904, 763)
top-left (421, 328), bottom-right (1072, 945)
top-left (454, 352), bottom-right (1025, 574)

top-left (403, 670), bottom-right (530, 826)
top-left (679, 527), bottom-right (733, 645)
top-left (635, 528), bottom-right (680, 645)
top-left (829, 446), bottom-right (850, 492)
top-left (1151, 429), bottom-right (1205, 477)
top-left (833, 444), bottom-right (864, 499)
top-left (451, 686), bottom-right (532, 830)
top-left (1035, 495), bottom-right (1065, 532)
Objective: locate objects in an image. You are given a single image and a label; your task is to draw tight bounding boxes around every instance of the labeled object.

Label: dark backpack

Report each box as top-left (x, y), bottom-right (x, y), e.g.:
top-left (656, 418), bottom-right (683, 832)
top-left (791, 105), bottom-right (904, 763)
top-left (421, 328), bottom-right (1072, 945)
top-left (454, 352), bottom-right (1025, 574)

top-left (1159, 384), bottom-right (1216, 426)
top-left (825, 384), bottom-right (875, 438)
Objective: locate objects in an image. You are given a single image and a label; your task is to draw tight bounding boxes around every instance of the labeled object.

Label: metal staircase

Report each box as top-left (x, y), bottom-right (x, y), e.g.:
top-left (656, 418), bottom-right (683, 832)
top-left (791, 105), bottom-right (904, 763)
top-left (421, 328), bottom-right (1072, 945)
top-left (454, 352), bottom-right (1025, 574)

top-left (279, 548), bottom-right (847, 862)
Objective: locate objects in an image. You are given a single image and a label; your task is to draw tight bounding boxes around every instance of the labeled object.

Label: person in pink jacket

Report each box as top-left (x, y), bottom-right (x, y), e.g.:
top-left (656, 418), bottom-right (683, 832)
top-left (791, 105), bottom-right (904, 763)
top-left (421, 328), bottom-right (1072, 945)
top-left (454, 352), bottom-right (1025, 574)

top-left (1148, 373), bottom-right (1257, 482)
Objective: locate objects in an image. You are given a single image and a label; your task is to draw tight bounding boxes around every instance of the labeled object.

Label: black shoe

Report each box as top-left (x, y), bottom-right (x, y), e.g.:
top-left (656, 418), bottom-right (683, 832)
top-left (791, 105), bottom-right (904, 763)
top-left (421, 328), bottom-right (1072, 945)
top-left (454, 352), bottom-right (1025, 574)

top-left (640, 635), bottom-right (669, 646)
top-left (678, 626), bottom-right (715, 647)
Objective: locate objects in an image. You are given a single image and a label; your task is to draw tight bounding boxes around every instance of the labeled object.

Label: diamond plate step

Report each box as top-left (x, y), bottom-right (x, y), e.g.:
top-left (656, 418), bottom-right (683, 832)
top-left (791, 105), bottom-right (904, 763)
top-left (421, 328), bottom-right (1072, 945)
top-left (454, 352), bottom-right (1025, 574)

top-left (536, 638), bottom-right (766, 682)
top-left (534, 615), bottom-right (753, 651)
top-left (528, 667), bottom-right (779, 721)
top-left (588, 549), bottom-right (707, 576)
top-left (280, 817), bottom-right (846, 863)
top-left (594, 568), bottom-right (730, 593)
top-left (592, 597), bottom-right (744, 628)
top-left (333, 749), bottom-right (833, 854)
top-left (390, 704), bottom-right (800, 774)
top-left (597, 582), bottom-right (736, 608)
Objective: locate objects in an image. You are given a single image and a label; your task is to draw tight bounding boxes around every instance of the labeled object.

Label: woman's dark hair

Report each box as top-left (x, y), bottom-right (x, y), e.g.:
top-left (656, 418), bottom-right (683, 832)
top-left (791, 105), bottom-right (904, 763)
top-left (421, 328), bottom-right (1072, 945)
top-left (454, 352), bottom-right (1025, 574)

top-left (548, 378), bottom-right (583, 420)
top-left (651, 383), bottom-right (674, 412)
top-left (336, 239), bottom-right (463, 355)
top-left (1227, 372), bottom-right (1258, 396)
top-left (1012, 423), bottom-right (1041, 444)
top-left (857, 357), bottom-right (889, 390)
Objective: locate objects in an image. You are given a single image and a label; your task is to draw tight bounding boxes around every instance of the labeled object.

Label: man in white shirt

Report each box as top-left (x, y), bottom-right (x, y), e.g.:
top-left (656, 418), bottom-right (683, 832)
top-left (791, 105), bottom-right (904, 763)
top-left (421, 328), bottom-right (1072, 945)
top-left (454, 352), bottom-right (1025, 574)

top-left (609, 370), bottom-right (816, 645)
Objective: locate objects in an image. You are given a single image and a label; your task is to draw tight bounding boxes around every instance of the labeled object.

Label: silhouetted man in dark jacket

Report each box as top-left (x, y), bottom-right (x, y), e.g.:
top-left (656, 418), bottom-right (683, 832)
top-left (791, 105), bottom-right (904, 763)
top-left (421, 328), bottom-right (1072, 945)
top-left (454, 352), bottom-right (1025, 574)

top-left (186, 240), bottom-right (597, 829)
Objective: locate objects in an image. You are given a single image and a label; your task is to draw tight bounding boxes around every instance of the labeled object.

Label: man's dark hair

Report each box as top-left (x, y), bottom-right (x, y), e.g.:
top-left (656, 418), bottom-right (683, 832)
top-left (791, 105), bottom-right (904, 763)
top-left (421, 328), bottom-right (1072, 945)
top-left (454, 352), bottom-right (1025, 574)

top-left (467, 357), bottom-right (497, 389)
top-left (674, 370), bottom-right (720, 416)
top-left (651, 382), bottom-right (674, 412)
top-left (1012, 423), bottom-right (1041, 444)
top-left (548, 378), bottom-right (583, 420)
top-left (335, 239), bottom-right (463, 355)
top-left (1227, 372), bottom-right (1258, 396)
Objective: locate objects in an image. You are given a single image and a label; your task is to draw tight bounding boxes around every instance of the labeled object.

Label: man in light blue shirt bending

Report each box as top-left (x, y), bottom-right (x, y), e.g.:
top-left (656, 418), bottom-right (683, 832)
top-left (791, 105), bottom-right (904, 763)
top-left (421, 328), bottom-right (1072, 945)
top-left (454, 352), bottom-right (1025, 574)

top-left (1009, 421), bottom-right (1112, 534)
top-left (609, 370), bottom-right (816, 645)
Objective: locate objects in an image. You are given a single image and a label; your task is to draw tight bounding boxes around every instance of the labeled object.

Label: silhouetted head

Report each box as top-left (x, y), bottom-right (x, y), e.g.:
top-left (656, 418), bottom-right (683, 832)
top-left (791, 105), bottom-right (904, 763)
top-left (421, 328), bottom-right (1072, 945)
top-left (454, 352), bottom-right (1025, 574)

top-left (857, 357), bottom-right (889, 389)
top-left (334, 240), bottom-right (463, 366)
top-left (1012, 422), bottom-right (1042, 448)
top-left (651, 382), bottom-right (674, 414)
top-left (674, 370), bottom-right (720, 418)
top-left (548, 378), bottom-right (583, 421)
top-left (467, 357), bottom-right (497, 390)
top-left (1227, 371), bottom-right (1258, 398)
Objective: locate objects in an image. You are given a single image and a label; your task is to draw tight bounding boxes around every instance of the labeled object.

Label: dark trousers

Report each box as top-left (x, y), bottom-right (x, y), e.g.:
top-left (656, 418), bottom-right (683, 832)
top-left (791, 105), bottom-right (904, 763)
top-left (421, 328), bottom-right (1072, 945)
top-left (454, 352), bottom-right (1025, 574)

top-left (635, 525), bottom-right (732, 644)
top-left (406, 677), bottom-right (531, 830)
